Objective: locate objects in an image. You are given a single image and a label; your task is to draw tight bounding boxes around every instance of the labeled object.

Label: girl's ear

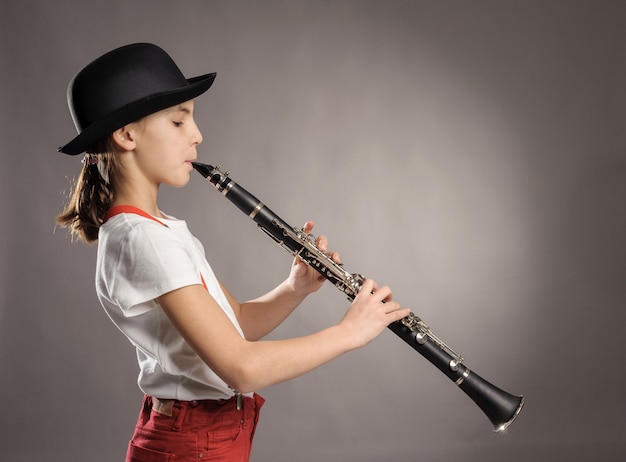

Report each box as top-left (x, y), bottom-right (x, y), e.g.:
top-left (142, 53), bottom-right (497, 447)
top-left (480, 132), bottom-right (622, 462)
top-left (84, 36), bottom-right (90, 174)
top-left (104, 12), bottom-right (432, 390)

top-left (112, 125), bottom-right (136, 151)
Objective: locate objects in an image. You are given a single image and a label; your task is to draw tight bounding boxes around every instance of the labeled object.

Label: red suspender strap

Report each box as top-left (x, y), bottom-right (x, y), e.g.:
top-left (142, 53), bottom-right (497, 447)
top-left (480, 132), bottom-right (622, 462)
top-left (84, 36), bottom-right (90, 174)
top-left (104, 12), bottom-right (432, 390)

top-left (103, 205), bottom-right (208, 291)
top-left (103, 205), bottom-right (168, 227)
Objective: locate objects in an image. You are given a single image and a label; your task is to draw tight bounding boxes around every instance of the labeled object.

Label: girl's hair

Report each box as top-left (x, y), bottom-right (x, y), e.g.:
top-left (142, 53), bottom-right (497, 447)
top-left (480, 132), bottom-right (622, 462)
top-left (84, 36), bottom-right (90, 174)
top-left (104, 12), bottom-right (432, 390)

top-left (56, 136), bottom-right (122, 243)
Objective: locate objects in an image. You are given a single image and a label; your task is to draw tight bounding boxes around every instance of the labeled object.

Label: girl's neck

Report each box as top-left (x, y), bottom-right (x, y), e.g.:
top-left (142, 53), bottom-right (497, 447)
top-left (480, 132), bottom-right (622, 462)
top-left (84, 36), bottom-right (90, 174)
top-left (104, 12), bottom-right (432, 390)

top-left (110, 185), bottom-right (161, 218)
top-left (110, 153), bottom-right (163, 217)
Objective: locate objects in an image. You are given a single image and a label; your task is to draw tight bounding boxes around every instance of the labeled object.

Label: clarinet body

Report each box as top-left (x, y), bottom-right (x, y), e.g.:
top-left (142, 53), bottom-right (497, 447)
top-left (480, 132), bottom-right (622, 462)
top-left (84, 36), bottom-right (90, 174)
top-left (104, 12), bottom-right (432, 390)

top-left (192, 162), bottom-right (524, 432)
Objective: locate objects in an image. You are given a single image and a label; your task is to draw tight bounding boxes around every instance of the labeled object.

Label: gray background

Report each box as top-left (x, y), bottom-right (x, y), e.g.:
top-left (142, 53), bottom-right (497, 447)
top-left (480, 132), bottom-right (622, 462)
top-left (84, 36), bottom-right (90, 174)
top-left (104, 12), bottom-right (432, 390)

top-left (1, 1), bottom-right (625, 461)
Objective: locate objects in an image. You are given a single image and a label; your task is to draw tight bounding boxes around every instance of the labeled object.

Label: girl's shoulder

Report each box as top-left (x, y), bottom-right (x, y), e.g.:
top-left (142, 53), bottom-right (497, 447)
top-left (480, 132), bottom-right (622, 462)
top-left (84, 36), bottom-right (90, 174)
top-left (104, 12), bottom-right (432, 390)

top-left (99, 212), bottom-right (178, 248)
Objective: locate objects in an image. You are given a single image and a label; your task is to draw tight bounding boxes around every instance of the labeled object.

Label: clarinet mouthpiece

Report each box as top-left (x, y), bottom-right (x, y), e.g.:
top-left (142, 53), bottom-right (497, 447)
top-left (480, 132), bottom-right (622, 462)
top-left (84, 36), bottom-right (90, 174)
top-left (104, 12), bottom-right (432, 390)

top-left (191, 162), bottom-right (214, 178)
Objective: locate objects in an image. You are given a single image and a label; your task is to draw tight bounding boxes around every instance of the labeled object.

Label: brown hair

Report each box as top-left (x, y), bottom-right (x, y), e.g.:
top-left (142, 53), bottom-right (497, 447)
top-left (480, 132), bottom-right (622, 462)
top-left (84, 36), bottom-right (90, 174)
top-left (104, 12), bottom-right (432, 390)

top-left (56, 137), bottom-right (123, 243)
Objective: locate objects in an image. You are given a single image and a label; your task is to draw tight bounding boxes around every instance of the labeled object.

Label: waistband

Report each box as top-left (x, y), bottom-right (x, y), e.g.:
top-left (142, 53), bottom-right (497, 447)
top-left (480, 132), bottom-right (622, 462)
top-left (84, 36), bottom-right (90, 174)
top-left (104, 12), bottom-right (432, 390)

top-left (139, 393), bottom-right (266, 444)
top-left (150, 393), bottom-right (263, 418)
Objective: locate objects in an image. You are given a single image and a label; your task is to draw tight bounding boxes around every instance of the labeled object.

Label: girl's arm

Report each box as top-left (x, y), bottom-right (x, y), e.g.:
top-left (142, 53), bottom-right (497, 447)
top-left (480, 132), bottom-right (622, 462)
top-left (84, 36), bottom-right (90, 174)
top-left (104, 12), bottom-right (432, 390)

top-left (220, 276), bottom-right (310, 342)
top-left (223, 221), bottom-right (339, 341)
top-left (157, 278), bottom-right (409, 393)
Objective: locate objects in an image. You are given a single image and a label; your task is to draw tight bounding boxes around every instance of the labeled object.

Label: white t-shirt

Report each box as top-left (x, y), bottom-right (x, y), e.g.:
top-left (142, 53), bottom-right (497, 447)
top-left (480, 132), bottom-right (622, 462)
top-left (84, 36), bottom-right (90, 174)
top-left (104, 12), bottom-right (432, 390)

top-left (95, 210), bottom-right (245, 401)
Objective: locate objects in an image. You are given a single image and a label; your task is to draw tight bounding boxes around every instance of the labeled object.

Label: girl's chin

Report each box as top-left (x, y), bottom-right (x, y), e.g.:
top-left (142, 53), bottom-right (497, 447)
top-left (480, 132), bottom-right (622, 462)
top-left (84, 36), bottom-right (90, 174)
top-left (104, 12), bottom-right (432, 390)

top-left (165, 172), bottom-right (192, 189)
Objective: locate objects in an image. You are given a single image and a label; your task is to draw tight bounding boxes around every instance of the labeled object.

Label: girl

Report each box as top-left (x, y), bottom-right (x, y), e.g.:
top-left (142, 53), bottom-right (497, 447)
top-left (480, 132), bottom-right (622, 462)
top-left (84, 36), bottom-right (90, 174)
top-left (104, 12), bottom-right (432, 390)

top-left (56, 43), bottom-right (408, 462)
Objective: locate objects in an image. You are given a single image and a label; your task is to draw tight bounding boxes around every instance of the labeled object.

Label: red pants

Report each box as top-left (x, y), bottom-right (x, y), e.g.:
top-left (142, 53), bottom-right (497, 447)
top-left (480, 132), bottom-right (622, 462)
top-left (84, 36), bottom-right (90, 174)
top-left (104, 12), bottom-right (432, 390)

top-left (126, 394), bottom-right (265, 461)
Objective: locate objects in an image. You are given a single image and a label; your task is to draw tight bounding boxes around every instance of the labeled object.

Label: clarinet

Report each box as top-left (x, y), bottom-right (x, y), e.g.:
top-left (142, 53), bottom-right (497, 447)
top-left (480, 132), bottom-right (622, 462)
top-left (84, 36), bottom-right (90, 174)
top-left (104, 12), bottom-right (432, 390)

top-left (192, 162), bottom-right (524, 432)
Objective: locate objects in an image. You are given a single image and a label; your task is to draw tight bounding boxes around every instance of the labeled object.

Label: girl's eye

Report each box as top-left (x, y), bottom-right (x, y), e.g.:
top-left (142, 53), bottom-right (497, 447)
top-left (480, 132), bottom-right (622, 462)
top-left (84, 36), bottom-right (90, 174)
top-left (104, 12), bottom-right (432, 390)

top-left (173, 121), bottom-right (183, 127)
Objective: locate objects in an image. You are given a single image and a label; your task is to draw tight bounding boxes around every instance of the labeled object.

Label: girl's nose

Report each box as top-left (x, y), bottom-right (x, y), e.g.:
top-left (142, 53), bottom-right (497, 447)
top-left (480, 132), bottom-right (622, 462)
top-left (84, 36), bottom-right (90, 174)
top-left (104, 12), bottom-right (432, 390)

top-left (191, 121), bottom-right (203, 146)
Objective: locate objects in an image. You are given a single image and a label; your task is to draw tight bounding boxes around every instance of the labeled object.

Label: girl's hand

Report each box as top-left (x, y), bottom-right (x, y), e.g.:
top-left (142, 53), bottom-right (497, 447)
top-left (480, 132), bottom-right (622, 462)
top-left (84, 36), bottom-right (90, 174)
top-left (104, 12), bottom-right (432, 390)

top-left (340, 278), bottom-right (410, 348)
top-left (287, 221), bottom-right (340, 296)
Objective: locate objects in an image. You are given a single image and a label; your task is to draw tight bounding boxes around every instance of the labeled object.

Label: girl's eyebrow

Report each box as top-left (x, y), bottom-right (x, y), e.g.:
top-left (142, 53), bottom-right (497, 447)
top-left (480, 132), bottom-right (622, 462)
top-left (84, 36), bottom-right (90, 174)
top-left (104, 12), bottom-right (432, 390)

top-left (168, 104), bottom-right (191, 114)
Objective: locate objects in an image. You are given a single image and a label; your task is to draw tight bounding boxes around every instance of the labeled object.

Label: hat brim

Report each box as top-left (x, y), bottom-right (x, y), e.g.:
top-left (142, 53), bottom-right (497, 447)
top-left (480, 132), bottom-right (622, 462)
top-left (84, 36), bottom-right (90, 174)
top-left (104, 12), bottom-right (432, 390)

top-left (58, 72), bottom-right (216, 155)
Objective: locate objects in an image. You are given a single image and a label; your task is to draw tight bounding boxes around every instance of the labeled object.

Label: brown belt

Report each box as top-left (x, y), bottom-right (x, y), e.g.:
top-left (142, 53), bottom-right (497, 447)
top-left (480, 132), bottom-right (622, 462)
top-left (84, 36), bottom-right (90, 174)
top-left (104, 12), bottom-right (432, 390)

top-left (151, 393), bottom-right (244, 417)
top-left (151, 397), bottom-right (176, 416)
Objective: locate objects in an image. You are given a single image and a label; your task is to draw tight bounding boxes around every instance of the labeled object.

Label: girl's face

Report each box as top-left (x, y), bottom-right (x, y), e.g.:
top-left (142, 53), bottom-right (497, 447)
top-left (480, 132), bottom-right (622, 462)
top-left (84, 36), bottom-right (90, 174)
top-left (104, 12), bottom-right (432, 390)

top-left (130, 100), bottom-right (203, 188)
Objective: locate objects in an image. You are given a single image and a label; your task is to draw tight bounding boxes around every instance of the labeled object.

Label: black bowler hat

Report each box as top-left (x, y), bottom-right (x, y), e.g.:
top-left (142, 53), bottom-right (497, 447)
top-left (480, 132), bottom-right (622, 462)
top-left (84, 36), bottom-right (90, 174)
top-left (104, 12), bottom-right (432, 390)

top-left (58, 43), bottom-right (216, 155)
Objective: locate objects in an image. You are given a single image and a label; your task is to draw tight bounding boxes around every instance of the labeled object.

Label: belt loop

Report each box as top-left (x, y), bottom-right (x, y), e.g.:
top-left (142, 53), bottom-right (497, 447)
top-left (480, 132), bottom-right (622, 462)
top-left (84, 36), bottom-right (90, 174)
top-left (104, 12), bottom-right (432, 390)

top-left (172, 401), bottom-right (186, 431)
top-left (249, 393), bottom-right (265, 441)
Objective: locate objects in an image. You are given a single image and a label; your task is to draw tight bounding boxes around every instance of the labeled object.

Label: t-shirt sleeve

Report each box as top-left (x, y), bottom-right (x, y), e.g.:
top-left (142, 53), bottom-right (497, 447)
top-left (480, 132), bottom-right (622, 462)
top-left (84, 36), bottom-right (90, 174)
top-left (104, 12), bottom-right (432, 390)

top-left (105, 222), bottom-right (203, 316)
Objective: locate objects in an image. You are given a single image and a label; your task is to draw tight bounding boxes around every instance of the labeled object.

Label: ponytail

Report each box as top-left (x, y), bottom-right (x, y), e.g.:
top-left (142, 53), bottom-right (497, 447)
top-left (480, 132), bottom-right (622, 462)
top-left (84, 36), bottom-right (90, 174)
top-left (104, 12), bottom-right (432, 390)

top-left (56, 137), bottom-right (121, 243)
